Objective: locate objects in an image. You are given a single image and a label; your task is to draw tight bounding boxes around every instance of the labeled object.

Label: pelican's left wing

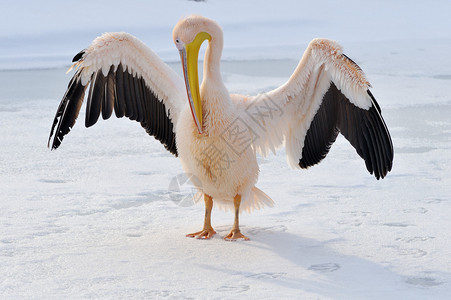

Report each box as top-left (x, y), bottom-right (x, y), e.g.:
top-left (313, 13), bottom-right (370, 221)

top-left (242, 39), bottom-right (393, 179)
top-left (48, 32), bottom-right (186, 155)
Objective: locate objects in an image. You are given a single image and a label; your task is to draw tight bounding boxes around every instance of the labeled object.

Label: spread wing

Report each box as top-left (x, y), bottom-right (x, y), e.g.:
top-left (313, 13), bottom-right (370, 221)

top-left (242, 39), bottom-right (393, 179)
top-left (48, 32), bottom-right (186, 156)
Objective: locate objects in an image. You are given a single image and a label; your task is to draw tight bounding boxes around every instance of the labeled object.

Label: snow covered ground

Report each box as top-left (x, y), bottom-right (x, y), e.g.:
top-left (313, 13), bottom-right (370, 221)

top-left (1, 0), bottom-right (450, 299)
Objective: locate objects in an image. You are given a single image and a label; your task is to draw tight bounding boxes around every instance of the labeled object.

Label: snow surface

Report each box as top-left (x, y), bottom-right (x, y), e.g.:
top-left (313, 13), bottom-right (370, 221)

top-left (1, 0), bottom-right (450, 299)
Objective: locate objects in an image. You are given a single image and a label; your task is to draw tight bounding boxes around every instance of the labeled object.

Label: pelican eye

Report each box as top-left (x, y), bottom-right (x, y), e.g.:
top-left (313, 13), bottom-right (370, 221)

top-left (175, 38), bottom-right (184, 50)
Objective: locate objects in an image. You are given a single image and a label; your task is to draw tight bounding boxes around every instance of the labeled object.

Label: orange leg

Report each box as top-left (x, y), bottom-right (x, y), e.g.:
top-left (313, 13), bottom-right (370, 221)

top-left (224, 195), bottom-right (249, 241)
top-left (186, 194), bottom-right (216, 239)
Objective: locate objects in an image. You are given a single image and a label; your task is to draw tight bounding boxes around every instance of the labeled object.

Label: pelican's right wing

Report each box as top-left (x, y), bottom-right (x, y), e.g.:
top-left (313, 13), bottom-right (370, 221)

top-left (48, 32), bottom-right (186, 156)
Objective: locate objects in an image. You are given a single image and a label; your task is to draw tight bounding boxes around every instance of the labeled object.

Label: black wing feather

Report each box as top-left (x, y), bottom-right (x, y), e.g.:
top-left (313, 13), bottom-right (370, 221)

top-left (48, 70), bottom-right (88, 149)
top-left (114, 64), bottom-right (126, 118)
top-left (149, 87), bottom-right (157, 136)
top-left (85, 71), bottom-right (105, 127)
top-left (133, 75), bottom-right (144, 122)
top-left (48, 53), bottom-right (178, 156)
top-left (72, 50), bottom-right (85, 62)
top-left (299, 82), bottom-right (393, 179)
top-left (124, 68), bottom-right (136, 120)
top-left (298, 83), bottom-right (339, 169)
top-left (102, 65), bottom-right (115, 120)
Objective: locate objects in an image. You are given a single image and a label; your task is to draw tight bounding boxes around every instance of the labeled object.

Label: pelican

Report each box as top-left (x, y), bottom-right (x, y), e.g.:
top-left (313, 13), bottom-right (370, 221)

top-left (48, 15), bottom-right (393, 240)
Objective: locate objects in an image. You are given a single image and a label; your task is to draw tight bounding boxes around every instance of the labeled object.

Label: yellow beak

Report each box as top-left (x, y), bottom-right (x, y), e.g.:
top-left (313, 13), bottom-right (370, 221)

top-left (179, 32), bottom-right (211, 134)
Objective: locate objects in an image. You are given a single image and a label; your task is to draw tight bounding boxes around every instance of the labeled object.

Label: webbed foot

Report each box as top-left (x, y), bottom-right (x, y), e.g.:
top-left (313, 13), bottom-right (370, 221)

top-left (224, 229), bottom-right (249, 241)
top-left (186, 228), bottom-right (216, 239)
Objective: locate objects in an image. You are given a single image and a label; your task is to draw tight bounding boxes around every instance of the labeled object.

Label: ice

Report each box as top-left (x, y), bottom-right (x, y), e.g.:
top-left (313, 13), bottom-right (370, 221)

top-left (1, 0), bottom-right (450, 299)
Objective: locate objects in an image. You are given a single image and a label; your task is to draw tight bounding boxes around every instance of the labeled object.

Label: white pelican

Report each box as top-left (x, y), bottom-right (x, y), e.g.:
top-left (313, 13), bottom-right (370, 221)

top-left (49, 15), bottom-right (393, 240)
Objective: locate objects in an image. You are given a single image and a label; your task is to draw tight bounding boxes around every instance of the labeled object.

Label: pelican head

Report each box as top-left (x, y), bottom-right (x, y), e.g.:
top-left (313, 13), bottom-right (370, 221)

top-left (173, 16), bottom-right (221, 134)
